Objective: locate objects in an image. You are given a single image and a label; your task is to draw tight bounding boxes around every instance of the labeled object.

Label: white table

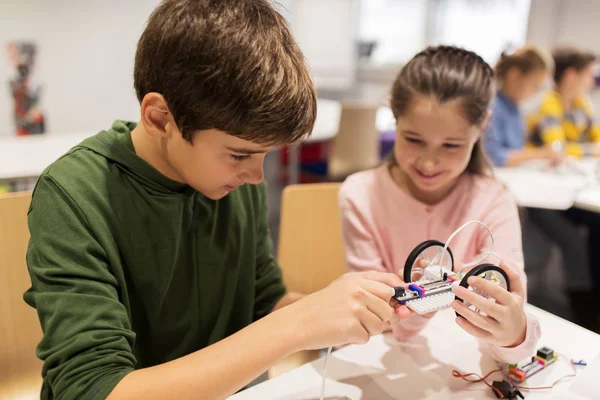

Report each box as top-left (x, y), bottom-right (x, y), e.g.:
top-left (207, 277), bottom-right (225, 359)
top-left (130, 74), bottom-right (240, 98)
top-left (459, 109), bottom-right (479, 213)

top-left (574, 187), bottom-right (600, 213)
top-left (230, 305), bottom-right (600, 400)
top-left (285, 100), bottom-right (396, 185)
top-left (0, 132), bottom-right (92, 185)
top-left (494, 158), bottom-right (600, 212)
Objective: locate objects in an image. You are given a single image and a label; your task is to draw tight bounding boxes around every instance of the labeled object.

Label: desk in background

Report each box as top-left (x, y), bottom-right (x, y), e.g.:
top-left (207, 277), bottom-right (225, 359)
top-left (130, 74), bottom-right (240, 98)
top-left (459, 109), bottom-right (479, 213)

top-left (0, 132), bottom-right (92, 190)
top-left (230, 305), bottom-right (600, 400)
top-left (494, 158), bottom-right (600, 212)
top-left (286, 99), bottom-right (342, 185)
top-left (285, 102), bottom-right (395, 184)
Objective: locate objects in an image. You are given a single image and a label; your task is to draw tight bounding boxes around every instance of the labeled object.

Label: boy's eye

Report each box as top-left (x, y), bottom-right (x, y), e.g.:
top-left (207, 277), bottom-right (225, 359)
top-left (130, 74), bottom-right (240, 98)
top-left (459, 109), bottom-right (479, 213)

top-left (231, 154), bottom-right (252, 161)
top-left (443, 143), bottom-right (462, 149)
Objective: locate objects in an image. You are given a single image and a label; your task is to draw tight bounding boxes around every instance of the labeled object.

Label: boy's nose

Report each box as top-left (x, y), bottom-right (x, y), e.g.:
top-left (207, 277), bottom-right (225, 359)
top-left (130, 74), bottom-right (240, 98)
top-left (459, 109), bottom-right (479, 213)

top-left (242, 164), bottom-right (264, 185)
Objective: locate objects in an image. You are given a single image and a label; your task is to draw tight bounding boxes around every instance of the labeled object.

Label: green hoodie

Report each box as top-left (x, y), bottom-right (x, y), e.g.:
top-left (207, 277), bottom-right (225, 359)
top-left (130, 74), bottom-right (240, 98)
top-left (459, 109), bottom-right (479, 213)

top-left (24, 120), bottom-right (287, 400)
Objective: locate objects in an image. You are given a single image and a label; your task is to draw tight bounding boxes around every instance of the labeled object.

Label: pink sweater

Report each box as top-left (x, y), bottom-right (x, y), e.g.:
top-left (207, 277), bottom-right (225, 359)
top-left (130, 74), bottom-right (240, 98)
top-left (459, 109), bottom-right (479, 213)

top-left (338, 163), bottom-right (541, 364)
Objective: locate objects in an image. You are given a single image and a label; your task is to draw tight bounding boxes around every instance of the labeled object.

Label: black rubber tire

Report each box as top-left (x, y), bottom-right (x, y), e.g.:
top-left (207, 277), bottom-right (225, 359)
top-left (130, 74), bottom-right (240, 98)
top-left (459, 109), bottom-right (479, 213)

top-left (403, 240), bottom-right (454, 283)
top-left (455, 263), bottom-right (510, 317)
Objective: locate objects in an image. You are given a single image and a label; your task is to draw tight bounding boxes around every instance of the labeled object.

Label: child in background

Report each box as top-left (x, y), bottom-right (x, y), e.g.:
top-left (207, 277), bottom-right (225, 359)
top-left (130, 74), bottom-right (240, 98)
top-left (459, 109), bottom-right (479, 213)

top-left (484, 47), bottom-right (561, 167)
top-left (531, 46), bottom-right (600, 324)
top-left (528, 47), bottom-right (600, 157)
top-left (484, 46), bottom-right (599, 332)
top-left (339, 46), bottom-right (541, 364)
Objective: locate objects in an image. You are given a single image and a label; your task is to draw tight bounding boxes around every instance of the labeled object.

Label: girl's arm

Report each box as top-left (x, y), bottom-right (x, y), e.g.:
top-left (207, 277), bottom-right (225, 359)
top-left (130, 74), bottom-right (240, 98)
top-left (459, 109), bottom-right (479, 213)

top-left (339, 182), bottom-right (433, 340)
top-left (463, 187), bottom-right (541, 364)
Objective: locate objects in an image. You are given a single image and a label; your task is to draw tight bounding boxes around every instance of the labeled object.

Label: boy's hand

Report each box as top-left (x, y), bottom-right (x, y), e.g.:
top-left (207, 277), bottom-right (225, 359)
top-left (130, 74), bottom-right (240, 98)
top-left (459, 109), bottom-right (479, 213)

top-left (289, 271), bottom-right (410, 350)
top-left (451, 263), bottom-right (526, 347)
top-left (391, 258), bottom-right (440, 322)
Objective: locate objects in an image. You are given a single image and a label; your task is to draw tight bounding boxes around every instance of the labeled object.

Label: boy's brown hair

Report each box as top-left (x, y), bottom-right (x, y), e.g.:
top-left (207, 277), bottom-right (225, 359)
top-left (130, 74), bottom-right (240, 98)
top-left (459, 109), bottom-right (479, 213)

top-left (390, 45), bottom-right (495, 176)
top-left (552, 46), bottom-right (596, 85)
top-left (134, 0), bottom-right (317, 145)
top-left (495, 46), bottom-right (552, 80)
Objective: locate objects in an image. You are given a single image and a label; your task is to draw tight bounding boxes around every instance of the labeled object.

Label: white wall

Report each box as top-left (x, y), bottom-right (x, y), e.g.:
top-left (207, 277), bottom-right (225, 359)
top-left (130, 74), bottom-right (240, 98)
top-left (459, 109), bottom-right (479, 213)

top-left (293, 0), bottom-right (357, 90)
top-left (358, 0), bottom-right (427, 65)
top-left (433, 0), bottom-right (531, 64)
top-left (0, 0), bottom-right (352, 136)
top-left (0, 0), bottom-right (161, 137)
top-left (527, 0), bottom-right (600, 54)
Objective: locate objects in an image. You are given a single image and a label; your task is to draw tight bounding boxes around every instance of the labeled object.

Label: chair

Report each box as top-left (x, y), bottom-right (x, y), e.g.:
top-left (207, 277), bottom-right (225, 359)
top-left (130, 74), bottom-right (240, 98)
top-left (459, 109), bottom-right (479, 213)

top-left (0, 192), bottom-right (43, 399)
top-left (268, 183), bottom-right (347, 378)
top-left (327, 102), bottom-right (380, 181)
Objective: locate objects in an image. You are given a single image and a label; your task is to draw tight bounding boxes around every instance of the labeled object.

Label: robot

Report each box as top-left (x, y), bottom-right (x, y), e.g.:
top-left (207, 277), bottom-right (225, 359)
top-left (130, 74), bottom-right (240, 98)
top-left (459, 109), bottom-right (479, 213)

top-left (393, 239), bottom-right (510, 315)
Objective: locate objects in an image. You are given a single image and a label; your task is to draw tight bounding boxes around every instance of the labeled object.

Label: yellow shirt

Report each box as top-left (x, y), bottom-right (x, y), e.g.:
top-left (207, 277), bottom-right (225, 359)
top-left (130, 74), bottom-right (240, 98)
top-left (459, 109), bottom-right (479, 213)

top-left (527, 91), bottom-right (600, 157)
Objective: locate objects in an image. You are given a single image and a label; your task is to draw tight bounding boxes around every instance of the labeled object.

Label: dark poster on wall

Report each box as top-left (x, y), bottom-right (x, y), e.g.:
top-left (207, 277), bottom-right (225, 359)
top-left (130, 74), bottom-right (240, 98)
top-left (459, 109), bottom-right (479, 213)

top-left (6, 41), bottom-right (45, 136)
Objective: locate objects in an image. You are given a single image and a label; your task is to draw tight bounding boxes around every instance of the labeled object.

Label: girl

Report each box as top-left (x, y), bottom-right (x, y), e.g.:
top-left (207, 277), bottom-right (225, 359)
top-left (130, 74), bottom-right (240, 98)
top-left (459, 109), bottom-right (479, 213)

top-left (339, 46), bottom-right (540, 364)
top-left (485, 46), bottom-right (599, 332)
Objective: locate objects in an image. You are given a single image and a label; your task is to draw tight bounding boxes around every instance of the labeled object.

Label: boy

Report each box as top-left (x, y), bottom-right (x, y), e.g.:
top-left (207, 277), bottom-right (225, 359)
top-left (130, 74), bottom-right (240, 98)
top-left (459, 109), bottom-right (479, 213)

top-left (24, 1), bottom-right (408, 399)
top-left (528, 46), bottom-right (600, 156)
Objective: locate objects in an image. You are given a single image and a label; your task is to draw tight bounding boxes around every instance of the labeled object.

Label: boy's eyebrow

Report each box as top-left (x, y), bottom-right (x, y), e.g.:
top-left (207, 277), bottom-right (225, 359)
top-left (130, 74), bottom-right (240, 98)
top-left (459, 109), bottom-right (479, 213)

top-left (224, 146), bottom-right (270, 154)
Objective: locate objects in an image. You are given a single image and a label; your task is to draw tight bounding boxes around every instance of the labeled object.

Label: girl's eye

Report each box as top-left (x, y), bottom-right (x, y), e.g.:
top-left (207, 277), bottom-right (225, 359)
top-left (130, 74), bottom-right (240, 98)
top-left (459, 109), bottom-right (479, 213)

top-left (231, 154), bottom-right (252, 161)
top-left (405, 137), bottom-right (423, 145)
top-left (443, 143), bottom-right (462, 149)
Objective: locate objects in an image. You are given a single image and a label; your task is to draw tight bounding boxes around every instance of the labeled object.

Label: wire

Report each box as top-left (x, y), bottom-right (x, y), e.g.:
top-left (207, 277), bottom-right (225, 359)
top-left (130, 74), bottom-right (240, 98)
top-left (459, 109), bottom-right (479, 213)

top-left (431, 220), bottom-right (496, 276)
top-left (452, 368), bottom-right (503, 382)
top-left (453, 356), bottom-right (579, 398)
top-left (515, 355), bottom-right (577, 391)
top-left (320, 346), bottom-right (333, 400)
top-left (452, 368), bottom-right (504, 398)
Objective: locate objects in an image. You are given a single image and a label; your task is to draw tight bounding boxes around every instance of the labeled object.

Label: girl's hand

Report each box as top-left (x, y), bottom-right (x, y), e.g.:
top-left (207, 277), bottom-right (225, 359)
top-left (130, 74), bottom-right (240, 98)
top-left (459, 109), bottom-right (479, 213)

top-left (450, 263), bottom-right (527, 347)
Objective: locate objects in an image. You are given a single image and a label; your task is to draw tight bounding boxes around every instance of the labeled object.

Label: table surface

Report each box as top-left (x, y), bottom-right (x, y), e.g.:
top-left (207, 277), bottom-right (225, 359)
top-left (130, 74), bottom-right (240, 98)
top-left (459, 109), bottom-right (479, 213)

top-left (0, 132), bottom-right (93, 182)
top-left (494, 158), bottom-right (600, 212)
top-left (230, 304), bottom-right (600, 400)
top-left (306, 99), bottom-right (342, 143)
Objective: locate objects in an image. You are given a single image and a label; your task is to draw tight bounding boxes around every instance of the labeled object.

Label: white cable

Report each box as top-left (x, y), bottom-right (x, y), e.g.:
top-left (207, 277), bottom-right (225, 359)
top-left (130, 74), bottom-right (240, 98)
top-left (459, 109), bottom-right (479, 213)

top-left (430, 220), bottom-right (496, 277)
top-left (320, 346), bottom-right (333, 400)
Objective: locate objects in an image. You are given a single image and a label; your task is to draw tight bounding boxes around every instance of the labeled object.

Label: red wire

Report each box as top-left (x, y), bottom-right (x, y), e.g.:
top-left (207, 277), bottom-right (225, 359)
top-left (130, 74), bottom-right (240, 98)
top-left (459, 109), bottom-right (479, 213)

top-left (516, 358), bottom-right (577, 391)
top-left (452, 369), bottom-right (504, 398)
top-left (452, 368), bottom-right (502, 382)
top-left (453, 357), bottom-right (578, 398)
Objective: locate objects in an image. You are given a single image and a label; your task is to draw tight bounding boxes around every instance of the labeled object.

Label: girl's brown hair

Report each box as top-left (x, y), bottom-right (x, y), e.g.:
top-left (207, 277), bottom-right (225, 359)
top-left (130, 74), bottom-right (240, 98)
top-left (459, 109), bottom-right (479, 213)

top-left (390, 45), bottom-right (495, 176)
top-left (495, 46), bottom-right (552, 81)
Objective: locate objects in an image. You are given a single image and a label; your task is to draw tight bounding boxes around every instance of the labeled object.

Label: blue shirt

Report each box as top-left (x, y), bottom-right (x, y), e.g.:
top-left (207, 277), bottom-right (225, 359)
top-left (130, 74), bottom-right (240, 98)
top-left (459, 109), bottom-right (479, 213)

top-left (484, 91), bottom-right (524, 167)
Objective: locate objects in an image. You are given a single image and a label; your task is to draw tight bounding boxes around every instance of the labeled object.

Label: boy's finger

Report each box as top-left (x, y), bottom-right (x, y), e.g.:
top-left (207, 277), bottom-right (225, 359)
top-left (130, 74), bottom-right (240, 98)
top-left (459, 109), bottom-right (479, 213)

top-left (359, 278), bottom-right (399, 301)
top-left (360, 271), bottom-right (404, 289)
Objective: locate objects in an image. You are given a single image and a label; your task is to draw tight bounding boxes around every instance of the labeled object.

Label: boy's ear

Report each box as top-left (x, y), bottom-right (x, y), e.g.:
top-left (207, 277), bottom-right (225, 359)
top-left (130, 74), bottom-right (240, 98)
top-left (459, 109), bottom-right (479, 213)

top-left (140, 92), bottom-right (174, 138)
